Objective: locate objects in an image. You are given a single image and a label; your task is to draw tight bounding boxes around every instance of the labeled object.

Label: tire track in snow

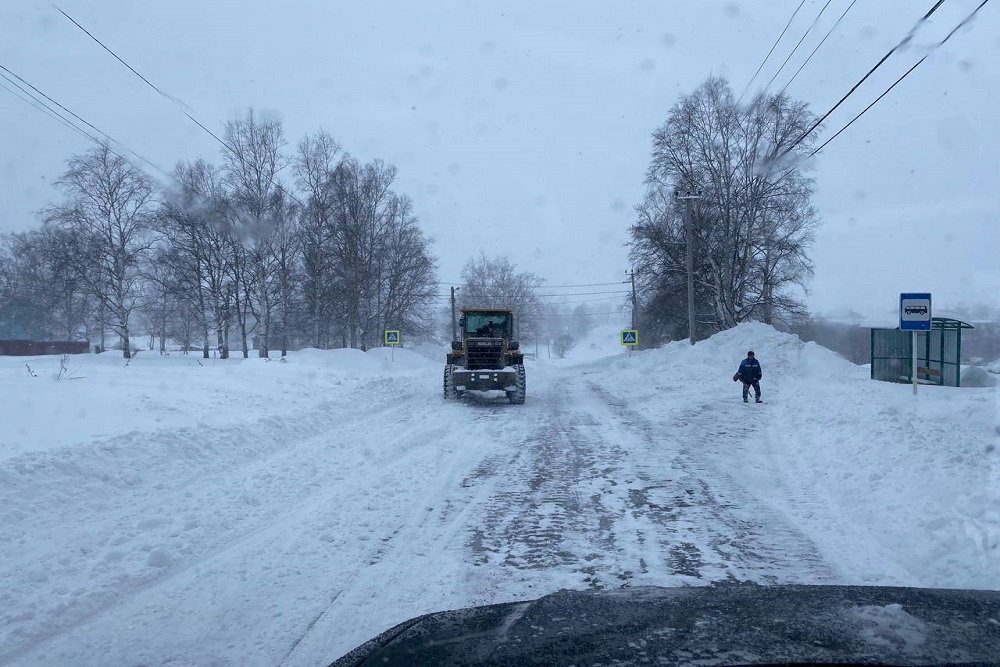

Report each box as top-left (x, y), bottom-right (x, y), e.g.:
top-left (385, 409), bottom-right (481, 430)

top-left (590, 384), bottom-right (839, 585)
top-left (1, 377), bottom-right (462, 665)
top-left (284, 394), bottom-right (527, 665)
top-left (462, 377), bottom-right (637, 595)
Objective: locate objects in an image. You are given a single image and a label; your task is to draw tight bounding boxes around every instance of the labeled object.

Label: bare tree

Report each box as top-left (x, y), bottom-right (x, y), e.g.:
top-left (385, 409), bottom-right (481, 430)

top-left (633, 77), bottom-right (819, 338)
top-left (294, 130), bottom-right (343, 348)
top-left (11, 121), bottom-right (440, 356)
top-left (0, 236), bottom-right (49, 339)
top-left (1, 228), bottom-right (94, 340)
top-left (222, 109), bottom-right (289, 358)
top-left (270, 189), bottom-right (300, 356)
top-left (459, 253), bottom-right (543, 340)
top-left (330, 158), bottom-right (396, 349)
top-left (552, 332), bottom-right (577, 359)
top-left (135, 253), bottom-right (181, 354)
top-left (375, 193), bottom-right (438, 340)
top-left (44, 143), bottom-right (155, 358)
top-left (572, 304), bottom-right (595, 338)
top-left (156, 160), bottom-right (234, 358)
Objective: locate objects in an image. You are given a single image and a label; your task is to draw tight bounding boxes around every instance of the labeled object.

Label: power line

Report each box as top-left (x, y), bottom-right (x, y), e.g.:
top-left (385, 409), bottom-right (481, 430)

top-left (437, 280), bottom-right (626, 289)
top-left (779, 0), bottom-right (860, 95)
top-left (0, 72), bottom-right (93, 141)
top-left (810, 0), bottom-right (991, 157)
top-left (54, 5), bottom-right (234, 153)
top-left (0, 62), bottom-right (176, 183)
top-left (809, 60), bottom-right (925, 156)
top-left (56, 8), bottom-right (176, 103)
top-left (54, 6), bottom-right (306, 210)
top-left (431, 290), bottom-right (629, 299)
top-left (537, 290), bottom-right (629, 297)
top-left (0, 63), bottom-right (110, 142)
top-left (762, 0), bottom-right (836, 94)
top-left (540, 294), bottom-right (629, 306)
top-left (540, 307), bottom-right (627, 317)
top-left (535, 296), bottom-right (628, 307)
top-left (548, 282), bottom-right (631, 288)
top-left (781, 0), bottom-right (949, 156)
top-left (739, 0), bottom-right (807, 103)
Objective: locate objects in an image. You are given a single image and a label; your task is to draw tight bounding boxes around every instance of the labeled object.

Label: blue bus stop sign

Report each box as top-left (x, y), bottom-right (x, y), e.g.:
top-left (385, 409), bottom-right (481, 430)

top-left (899, 293), bottom-right (931, 331)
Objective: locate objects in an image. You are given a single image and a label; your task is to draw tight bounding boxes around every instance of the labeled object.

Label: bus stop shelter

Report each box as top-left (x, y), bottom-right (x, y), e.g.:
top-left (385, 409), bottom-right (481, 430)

top-left (870, 317), bottom-right (973, 387)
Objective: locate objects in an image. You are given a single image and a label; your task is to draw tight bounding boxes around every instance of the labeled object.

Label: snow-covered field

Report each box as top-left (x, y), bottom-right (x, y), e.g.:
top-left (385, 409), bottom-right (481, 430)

top-left (1, 323), bottom-right (998, 665)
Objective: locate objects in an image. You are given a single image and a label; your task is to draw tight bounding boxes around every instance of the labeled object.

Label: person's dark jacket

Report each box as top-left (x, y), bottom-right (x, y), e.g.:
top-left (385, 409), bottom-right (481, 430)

top-left (734, 357), bottom-right (762, 383)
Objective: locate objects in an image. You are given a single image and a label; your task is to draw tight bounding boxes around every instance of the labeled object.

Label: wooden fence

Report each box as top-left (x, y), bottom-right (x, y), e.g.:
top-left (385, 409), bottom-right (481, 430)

top-left (0, 340), bottom-right (90, 356)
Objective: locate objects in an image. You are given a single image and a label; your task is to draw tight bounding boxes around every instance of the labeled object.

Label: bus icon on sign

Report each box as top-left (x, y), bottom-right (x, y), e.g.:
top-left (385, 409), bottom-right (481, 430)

top-left (899, 292), bottom-right (931, 331)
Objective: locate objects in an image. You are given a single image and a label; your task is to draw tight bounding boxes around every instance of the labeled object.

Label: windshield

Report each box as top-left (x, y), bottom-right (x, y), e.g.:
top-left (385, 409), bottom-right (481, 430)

top-left (1, 2), bottom-right (997, 666)
top-left (464, 312), bottom-right (511, 338)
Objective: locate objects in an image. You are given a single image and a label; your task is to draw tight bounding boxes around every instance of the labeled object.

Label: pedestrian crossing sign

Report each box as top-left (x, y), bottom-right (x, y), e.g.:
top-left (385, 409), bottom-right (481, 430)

top-left (384, 330), bottom-right (400, 345)
top-left (620, 329), bottom-right (639, 346)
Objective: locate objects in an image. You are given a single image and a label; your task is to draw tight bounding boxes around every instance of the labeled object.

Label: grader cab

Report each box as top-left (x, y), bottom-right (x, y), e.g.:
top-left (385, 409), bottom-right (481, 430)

top-left (444, 308), bottom-right (526, 404)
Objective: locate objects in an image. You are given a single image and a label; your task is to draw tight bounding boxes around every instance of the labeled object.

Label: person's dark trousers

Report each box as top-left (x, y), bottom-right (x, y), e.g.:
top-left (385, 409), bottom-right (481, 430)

top-left (742, 380), bottom-right (761, 401)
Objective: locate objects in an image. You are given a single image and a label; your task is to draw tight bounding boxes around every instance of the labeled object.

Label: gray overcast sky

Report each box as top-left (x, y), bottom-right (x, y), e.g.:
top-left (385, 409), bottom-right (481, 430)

top-left (1, 0), bottom-right (997, 318)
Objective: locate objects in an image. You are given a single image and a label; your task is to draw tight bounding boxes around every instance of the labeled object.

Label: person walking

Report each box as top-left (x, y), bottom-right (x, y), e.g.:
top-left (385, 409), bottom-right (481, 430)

top-left (733, 350), bottom-right (763, 403)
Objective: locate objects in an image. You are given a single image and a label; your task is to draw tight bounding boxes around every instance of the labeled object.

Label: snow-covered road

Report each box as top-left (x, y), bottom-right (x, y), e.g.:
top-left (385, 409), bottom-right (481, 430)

top-left (2, 325), bottom-right (997, 665)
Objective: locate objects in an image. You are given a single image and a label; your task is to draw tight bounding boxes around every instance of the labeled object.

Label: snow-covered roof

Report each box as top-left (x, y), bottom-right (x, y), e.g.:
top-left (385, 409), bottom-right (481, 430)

top-left (860, 310), bottom-right (975, 330)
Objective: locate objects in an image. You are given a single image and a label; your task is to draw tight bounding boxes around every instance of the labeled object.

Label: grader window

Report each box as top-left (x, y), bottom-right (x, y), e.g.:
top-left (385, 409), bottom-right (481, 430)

top-left (464, 312), bottom-right (511, 338)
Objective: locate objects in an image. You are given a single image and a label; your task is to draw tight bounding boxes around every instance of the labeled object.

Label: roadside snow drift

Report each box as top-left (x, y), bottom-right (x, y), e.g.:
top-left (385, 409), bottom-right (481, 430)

top-left (1, 326), bottom-right (997, 665)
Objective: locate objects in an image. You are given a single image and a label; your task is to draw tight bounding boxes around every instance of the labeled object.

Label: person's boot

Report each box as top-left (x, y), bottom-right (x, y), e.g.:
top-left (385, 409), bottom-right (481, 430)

top-left (755, 396), bottom-right (762, 403)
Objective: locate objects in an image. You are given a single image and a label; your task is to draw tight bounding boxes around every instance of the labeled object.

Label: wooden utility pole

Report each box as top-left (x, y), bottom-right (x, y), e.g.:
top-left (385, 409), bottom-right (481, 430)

top-left (675, 189), bottom-right (702, 345)
top-left (450, 286), bottom-right (459, 341)
top-left (625, 269), bottom-right (637, 329)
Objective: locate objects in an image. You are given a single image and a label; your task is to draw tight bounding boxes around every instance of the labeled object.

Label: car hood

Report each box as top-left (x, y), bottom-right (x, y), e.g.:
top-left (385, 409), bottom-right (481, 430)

top-left (330, 583), bottom-right (1000, 666)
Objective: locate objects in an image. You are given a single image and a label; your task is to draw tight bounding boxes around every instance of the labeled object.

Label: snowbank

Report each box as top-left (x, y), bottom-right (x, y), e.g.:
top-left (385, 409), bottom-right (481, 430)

top-left (962, 365), bottom-right (997, 388)
top-left (0, 346), bottom-right (438, 664)
top-left (584, 321), bottom-right (1000, 589)
top-left (2, 325), bottom-right (997, 665)
top-left (0, 348), bottom-right (434, 459)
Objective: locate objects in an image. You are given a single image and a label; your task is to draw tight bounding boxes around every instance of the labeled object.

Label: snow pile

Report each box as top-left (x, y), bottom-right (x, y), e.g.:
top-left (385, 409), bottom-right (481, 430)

top-left (1, 347), bottom-right (440, 665)
top-left (1, 325), bottom-right (997, 665)
top-left (581, 321), bottom-right (1000, 590)
top-left (962, 365), bottom-right (997, 387)
top-left (1, 347), bottom-right (434, 459)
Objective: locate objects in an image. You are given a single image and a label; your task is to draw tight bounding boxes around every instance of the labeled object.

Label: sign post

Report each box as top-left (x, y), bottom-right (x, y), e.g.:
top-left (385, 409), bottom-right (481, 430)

top-left (899, 293), bottom-right (931, 396)
top-left (384, 329), bottom-right (401, 362)
top-left (620, 329), bottom-right (639, 357)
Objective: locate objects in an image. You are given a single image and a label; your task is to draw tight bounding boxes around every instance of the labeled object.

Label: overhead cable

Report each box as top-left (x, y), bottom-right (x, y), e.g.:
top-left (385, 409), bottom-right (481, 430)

top-left (762, 0), bottom-right (836, 94)
top-left (0, 62), bottom-right (175, 182)
top-left (781, 0), bottom-right (949, 156)
top-left (779, 0), bottom-right (860, 95)
top-left (739, 0), bottom-right (808, 103)
top-left (810, 0), bottom-right (991, 157)
top-left (55, 5), bottom-right (305, 209)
